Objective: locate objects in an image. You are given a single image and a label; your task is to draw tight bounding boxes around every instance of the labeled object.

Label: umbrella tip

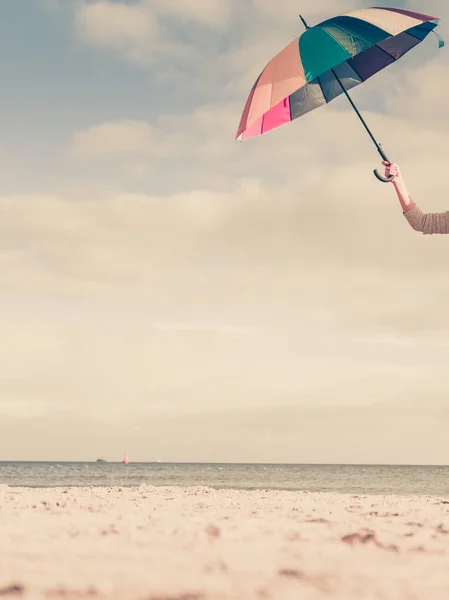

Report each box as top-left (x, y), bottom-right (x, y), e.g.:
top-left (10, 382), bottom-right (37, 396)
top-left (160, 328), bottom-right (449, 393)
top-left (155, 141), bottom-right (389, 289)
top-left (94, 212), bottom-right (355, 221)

top-left (299, 14), bottom-right (309, 29)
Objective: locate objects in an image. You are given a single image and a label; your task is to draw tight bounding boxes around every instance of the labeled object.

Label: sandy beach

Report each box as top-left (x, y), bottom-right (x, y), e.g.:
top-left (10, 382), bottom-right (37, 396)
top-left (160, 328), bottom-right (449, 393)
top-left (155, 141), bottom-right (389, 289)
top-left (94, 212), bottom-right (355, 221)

top-left (1, 485), bottom-right (449, 600)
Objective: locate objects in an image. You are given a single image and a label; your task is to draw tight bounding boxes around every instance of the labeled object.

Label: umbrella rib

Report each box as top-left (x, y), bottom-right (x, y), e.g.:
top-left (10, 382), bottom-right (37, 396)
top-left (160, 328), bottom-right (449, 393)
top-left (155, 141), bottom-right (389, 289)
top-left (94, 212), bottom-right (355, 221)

top-left (405, 20), bottom-right (439, 38)
top-left (344, 59), bottom-right (364, 82)
top-left (325, 23), bottom-right (374, 56)
top-left (406, 29), bottom-right (427, 41)
top-left (316, 76), bottom-right (326, 104)
top-left (374, 42), bottom-right (401, 61)
top-left (269, 58), bottom-right (279, 111)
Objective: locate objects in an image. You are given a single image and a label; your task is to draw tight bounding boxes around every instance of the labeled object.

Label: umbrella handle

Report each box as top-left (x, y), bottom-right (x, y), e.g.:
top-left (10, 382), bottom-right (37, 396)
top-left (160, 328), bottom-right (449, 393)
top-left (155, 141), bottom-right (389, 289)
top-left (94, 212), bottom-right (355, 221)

top-left (373, 168), bottom-right (394, 183)
top-left (373, 147), bottom-right (394, 183)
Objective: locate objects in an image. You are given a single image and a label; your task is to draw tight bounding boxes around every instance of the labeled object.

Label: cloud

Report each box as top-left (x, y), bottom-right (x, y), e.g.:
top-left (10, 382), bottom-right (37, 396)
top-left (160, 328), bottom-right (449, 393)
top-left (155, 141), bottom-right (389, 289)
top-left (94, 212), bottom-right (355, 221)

top-left (387, 61), bottom-right (449, 127)
top-left (254, 0), bottom-right (354, 25)
top-left (70, 0), bottom-right (373, 104)
top-left (75, 1), bottom-right (158, 63)
top-left (155, 0), bottom-right (233, 29)
top-left (66, 94), bottom-right (449, 208)
top-left (70, 120), bottom-right (154, 160)
top-left (2, 402), bottom-right (449, 463)
top-left (74, 0), bottom-right (236, 66)
top-left (3, 136), bottom-right (449, 461)
top-left (6, 0), bottom-right (449, 463)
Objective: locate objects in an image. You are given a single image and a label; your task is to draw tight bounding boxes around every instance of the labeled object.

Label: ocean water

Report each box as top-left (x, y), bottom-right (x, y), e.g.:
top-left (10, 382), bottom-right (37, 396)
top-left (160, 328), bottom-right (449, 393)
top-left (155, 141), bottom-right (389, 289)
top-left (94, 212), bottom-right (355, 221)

top-left (0, 462), bottom-right (448, 496)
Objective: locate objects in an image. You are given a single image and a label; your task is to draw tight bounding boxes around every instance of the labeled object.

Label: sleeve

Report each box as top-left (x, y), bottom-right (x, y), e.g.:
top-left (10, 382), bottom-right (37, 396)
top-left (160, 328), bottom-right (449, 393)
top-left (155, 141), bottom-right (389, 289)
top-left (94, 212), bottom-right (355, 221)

top-left (403, 204), bottom-right (449, 235)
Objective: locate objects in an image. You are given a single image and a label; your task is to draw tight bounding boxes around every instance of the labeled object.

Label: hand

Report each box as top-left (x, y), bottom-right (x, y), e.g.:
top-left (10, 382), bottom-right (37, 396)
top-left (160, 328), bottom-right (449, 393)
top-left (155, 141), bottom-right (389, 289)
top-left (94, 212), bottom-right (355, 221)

top-left (382, 161), bottom-right (411, 207)
top-left (382, 161), bottom-right (402, 183)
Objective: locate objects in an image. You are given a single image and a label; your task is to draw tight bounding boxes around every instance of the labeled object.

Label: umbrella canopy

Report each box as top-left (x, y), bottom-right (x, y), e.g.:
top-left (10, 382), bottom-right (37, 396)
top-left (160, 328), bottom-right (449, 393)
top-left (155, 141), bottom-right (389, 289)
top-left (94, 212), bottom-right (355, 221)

top-left (236, 7), bottom-right (442, 142)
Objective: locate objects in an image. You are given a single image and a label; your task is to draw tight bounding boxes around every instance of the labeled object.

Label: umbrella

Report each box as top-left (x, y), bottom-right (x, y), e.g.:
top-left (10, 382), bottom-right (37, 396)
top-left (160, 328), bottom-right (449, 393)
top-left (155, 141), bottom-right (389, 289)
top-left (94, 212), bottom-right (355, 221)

top-left (236, 7), bottom-right (444, 182)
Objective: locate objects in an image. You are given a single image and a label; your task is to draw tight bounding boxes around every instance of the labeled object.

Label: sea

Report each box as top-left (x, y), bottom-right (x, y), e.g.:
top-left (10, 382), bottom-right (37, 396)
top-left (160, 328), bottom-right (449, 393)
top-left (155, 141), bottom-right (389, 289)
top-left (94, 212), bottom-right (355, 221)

top-left (0, 463), bottom-right (448, 496)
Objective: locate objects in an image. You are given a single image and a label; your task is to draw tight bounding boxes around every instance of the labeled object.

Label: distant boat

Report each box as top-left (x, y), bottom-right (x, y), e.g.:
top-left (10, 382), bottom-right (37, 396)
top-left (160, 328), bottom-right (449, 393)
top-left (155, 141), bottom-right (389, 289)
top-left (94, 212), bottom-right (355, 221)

top-left (122, 452), bottom-right (129, 465)
top-left (96, 458), bottom-right (107, 463)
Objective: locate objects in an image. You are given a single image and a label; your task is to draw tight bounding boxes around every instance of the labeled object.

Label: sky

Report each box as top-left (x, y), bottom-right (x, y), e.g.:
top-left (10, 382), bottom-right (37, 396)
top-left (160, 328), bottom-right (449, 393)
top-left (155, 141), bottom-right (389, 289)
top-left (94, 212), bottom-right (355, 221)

top-left (1, 0), bottom-right (449, 464)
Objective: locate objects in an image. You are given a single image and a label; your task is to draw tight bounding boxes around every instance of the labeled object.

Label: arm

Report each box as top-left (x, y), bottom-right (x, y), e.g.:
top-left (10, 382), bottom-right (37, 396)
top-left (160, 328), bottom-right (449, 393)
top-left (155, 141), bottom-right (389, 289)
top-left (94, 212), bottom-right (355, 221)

top-left (383, 162), bottom-right (449, 235)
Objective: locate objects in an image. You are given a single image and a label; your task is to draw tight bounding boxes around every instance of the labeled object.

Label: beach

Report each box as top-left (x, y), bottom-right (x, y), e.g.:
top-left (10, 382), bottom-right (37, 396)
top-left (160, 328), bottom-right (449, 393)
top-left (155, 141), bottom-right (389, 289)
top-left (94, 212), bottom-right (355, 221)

top-left (1, 486), bottom-right (449, 599)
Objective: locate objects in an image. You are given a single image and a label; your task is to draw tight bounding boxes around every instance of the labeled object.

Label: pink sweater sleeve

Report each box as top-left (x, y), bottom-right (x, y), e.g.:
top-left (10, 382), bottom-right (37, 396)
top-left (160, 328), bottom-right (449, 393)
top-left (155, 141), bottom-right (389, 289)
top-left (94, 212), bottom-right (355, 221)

top-left (404, 203), bottom-right (449, 235)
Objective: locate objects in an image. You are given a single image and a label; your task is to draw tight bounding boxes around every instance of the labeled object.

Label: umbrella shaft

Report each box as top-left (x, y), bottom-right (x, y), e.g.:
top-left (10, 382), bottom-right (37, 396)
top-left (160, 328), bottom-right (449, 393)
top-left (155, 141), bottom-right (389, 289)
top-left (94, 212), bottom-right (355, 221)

top-left (330, 68), bottom-right (390, 163)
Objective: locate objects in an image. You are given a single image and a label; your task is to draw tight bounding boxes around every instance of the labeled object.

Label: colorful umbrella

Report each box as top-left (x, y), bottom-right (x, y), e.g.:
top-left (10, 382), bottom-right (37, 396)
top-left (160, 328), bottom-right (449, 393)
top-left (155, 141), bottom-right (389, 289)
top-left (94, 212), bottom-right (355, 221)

top-left (236, 7), bottom-right (444, 182)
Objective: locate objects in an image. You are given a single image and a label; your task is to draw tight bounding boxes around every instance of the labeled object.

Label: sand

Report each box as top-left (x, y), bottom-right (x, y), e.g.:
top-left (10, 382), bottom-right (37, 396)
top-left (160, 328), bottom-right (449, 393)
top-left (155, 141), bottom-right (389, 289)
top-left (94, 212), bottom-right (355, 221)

top-left (1, 485), bottom-right (449, 600)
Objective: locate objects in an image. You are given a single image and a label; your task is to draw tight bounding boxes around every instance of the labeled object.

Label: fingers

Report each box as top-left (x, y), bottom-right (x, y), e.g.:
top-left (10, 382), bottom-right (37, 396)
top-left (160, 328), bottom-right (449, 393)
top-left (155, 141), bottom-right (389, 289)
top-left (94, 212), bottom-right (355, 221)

top-left (389, 165), bottom-right (400, 177)
top-left (382, 162), bottom-right (400, 178)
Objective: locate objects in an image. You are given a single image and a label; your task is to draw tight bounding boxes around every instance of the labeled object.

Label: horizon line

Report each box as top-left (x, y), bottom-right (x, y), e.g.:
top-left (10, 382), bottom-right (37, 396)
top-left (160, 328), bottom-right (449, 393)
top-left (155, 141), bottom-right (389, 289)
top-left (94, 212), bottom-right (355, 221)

top-left (1, 461), bottom-right (448, 467)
